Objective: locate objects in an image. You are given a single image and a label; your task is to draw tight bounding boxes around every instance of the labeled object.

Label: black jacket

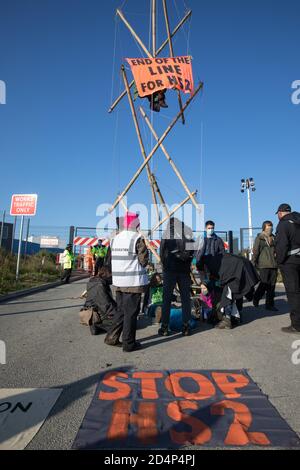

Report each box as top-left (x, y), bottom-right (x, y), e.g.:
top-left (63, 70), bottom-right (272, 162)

top-left (160, 218), bottom-right (194, 274)
top-left (275, 212), bottom-right (300, 265)
top-left (218, 254), bottom-right (260, 308)
top-left (196, 234), bottom-right (225, 271)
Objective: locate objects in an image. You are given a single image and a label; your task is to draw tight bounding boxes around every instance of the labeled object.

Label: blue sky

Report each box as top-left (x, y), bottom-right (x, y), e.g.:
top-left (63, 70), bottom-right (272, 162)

top-left (0, 0), bottom-right (299, 234)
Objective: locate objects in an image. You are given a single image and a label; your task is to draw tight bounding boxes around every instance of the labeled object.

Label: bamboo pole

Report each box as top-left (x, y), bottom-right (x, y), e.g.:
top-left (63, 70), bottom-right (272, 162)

top-left (121, 65), bottom-right (160, 223)
top-left (151, 191), bottom-right (197, 232)
top-left (150, 173), bottom-right (169, 217)
top-left (108, 10), bottom-right (192, 113)
top-left (162, 0), bottom-right (185, 125)
top-left (116, 9), bottom-right (152, 58)
top-left (152, 0), bottom-right (156, 57)
top-left (108, 81), bottom-right (203, 213)
top-left (139, 106), bottom-right (200, 210)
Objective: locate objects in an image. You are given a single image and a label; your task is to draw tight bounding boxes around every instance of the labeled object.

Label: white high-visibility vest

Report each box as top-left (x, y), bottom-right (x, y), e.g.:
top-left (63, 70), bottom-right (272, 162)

top-left (111, 231), bottom-right (148, 288)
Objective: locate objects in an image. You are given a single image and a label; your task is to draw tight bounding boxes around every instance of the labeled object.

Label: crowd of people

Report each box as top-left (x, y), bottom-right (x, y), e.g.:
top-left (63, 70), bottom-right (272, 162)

top-left (71, 202), bottom-right (300, 352)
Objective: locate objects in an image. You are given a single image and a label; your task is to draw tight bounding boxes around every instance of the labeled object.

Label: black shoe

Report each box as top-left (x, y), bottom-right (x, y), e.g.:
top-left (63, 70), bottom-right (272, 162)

top-left (182, 323), bottom-right (191, 336)
top-left (265, 305), bottom-right (279, 312)
top-left (104, 337), bottom-right (122, 347)
top-left (253, 299), bottom-right (259, 308)
top-left (158, 325), bottom-right (169, 336)
top-left (123, 341), bottom-right (143, 352)
top-left (281, 326), bottom-right (300, 334)
top-left (231, 317), bottom-right (241, 328)
top-left (159, 100), bottom-right (168, 108)
top-left (215, 317), bottom-right (232, 330)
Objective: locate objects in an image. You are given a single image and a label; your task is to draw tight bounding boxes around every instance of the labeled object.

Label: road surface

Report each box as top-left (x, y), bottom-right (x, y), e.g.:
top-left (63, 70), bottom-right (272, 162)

top-left (0, 280), bottom-right (299, 449)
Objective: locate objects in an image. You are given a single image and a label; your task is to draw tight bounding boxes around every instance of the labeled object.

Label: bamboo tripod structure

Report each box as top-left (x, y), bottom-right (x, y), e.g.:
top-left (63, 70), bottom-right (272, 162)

top-left (109, 1), bottom-right (203, 275)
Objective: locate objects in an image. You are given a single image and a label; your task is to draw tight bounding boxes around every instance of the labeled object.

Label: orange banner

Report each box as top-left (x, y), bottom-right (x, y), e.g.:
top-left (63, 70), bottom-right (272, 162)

top-left (126, 56), bottom-right (194, 97)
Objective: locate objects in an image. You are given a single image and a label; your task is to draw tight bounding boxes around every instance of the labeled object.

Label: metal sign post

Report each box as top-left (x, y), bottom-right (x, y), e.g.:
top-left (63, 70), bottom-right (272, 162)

top-left (10, 194), bottom-right (38, 281)
top-left (16, 215), bottom-right (24, 281)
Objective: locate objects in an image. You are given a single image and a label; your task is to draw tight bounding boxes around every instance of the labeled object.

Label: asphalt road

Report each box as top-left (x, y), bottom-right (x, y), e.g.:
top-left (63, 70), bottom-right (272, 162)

top-left (0, 280), bottom-right (299, 450)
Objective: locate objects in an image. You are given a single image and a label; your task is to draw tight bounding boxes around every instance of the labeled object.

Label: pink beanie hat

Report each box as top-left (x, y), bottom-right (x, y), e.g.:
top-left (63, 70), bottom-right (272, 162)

top-left (123, 212), bottom-right (140, 230)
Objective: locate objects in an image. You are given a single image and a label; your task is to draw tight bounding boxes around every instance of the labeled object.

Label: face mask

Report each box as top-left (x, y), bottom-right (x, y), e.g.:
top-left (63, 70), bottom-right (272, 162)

top-left (201, 286), bottom-right (209, 296)
top-left (207, 229), bottom-right (214, 237)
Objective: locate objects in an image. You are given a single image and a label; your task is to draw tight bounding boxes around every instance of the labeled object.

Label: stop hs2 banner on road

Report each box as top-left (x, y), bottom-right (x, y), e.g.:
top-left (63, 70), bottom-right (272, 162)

top-left (126, 56), bottom-right (194, 97)
top-left (73, 369), bottom-right (300, 449)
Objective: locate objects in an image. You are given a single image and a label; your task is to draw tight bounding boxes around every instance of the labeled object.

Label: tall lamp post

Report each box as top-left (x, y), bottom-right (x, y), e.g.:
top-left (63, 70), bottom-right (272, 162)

top-left (241, 178), bottom-right (256, 259)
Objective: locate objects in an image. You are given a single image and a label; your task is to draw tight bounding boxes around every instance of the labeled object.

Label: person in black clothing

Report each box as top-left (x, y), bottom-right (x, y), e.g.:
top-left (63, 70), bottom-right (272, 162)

top-left (275, 203), bottom-right (300, 334)
top-left (196, 220), bottom-right (225, 277)
top-left (158, 217), bottom-right (194, 337)
top-left (252, 221), bottom-right (278, 311)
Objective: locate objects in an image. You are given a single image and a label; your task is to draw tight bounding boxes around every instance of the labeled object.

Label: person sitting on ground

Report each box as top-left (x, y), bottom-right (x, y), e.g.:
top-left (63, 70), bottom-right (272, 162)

top-left (147, 273), bottom-right (164, 325)
top-left (252, 221), bottom-right (278, 311)
top-left (81, 246), bottom-right (116, 322)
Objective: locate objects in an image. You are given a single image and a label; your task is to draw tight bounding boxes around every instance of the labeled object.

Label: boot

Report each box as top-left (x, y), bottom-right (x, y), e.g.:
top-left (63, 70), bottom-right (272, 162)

top-left (158, 90), bottom-right (168, 108)
top-left (182, 322), bottom-right (191, 337)
top-left (158, 324), bottom-right (169, 336)
top-left (104, 321), bottom-right (123, 346)
top-left (215, 316), bottom-right (232, 330)
top-left (265, 304), bottom-right (279, 312)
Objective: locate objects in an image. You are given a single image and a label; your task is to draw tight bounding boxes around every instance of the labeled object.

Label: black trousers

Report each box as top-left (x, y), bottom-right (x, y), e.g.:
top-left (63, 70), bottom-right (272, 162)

top-left (161, 271), bottom-right (191, 327)
top-left (253, 268), bottom-right (277, 306)
top-left (280, 263), bottom-right (300, 331)
top-left (106, 291), bottom-right (141, 351)
top-left (61, 268), bottom-right (72, 283)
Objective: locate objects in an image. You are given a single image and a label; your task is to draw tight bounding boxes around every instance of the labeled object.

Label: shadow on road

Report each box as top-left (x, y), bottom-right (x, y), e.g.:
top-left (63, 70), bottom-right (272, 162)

top-left (240, 299), bottom-right (290, 325)
top-left (0, 304), bottom-right (83, 317)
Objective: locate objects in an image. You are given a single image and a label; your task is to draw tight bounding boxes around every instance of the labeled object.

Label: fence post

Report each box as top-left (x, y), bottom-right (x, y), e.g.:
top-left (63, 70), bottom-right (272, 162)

top-left (228, 230), bottom-right (234, 254)
top-left (11, 216), bottom-right (17, 254)
top-left (240, 228), bottom-right (244, 253)
top-left (24, 218), bottom-right (30, 256)
top-left (69, 226), bottom-right (75, 245)
top-left (0, 210), bottom-right (6, 249)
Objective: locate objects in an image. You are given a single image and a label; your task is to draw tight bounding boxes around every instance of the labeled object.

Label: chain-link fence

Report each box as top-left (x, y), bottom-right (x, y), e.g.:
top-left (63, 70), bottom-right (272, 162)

top-left (0, 209), bottom-right (69, 255)
top-left (239, 227), bottom-right (261, 256)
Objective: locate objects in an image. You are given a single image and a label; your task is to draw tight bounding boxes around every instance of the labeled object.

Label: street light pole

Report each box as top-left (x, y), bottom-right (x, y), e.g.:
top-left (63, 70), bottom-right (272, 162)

top-left (247, 184), bottom-right (253, 257)
top-left (241, 178), bottom-right (256, 260)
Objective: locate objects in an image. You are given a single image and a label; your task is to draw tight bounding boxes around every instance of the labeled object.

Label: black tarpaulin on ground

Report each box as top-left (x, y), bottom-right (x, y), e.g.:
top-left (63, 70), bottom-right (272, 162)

top-left (72, 368), bottom-right (300, 449)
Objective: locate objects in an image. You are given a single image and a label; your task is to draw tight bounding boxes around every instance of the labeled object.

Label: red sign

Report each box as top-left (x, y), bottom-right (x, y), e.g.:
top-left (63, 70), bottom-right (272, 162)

top-left (10, 194), bottom-right (38, 216)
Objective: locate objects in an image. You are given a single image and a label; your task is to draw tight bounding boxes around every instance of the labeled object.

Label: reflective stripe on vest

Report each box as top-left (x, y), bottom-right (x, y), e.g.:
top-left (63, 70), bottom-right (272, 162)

top-left (288, 248), bottom-right (300, 256)
top-left (111, 231), bottom-right (148, 287)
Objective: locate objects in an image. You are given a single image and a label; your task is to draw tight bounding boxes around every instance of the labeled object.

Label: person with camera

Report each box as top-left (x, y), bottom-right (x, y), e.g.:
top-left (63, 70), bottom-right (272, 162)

top-left (158, 217), bottom-right (194, 337)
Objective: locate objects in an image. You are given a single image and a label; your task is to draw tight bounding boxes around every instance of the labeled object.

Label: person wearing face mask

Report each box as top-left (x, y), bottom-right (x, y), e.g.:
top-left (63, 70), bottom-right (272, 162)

top-left (252, 221), bottom-right (278, 311)
top-left (195, 220), bottom-right (225, 277)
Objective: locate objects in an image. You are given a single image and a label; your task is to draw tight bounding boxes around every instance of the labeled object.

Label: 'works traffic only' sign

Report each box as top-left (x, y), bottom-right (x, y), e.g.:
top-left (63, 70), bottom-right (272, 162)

top-left (10, 194), bottom-right (38, 216)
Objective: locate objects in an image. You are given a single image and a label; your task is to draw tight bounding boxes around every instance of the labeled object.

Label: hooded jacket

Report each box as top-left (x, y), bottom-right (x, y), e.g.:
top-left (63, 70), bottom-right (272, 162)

top-left (275, 212), bottom-right (300, 265)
